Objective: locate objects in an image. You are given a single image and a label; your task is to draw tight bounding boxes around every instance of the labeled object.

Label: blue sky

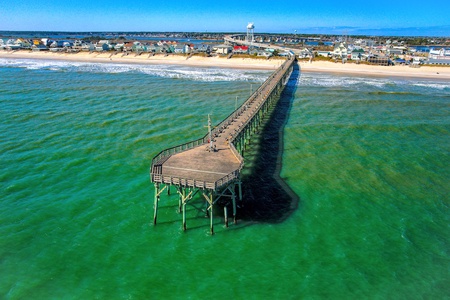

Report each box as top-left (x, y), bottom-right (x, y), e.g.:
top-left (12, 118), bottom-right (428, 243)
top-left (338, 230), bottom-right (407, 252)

top-left (1, 0), bottom-right (449, 36)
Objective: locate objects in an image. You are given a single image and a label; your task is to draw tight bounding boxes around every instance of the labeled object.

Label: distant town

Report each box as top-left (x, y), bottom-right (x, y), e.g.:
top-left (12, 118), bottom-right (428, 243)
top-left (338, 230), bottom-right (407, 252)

top-left (1, 31), bottom-right (449, 66)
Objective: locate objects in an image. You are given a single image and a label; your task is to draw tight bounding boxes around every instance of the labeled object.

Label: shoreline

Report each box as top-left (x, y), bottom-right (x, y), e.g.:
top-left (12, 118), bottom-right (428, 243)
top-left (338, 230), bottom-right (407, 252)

top-left (1, 50), bottom-right (450, 80)
top-left (297, 60), bottom-right (450, 81)
top-left (0, 50), bottom-right (284, 71)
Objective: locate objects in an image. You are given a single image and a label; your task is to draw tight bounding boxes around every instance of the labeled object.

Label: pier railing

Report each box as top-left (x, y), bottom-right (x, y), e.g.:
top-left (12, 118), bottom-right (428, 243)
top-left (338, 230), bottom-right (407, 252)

top-left (210, 57), bottom-right (294, 141)
top-left (151, 55), bottom-right (295, 190)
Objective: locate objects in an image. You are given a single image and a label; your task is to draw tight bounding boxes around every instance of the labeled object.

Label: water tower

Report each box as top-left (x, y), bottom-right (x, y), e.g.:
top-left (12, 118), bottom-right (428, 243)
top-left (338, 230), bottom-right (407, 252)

top-left (246, 22), bottom-right (254, 44)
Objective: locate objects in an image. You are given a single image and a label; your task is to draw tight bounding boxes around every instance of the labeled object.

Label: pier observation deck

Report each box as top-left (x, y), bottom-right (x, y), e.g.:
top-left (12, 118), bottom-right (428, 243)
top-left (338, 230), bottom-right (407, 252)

top-left (150, 55), bottom-right (296, 234)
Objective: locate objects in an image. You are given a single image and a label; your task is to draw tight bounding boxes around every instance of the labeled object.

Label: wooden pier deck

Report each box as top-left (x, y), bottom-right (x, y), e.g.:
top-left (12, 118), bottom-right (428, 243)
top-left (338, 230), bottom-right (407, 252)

top-left (150, 55), bottom-right (296, 233)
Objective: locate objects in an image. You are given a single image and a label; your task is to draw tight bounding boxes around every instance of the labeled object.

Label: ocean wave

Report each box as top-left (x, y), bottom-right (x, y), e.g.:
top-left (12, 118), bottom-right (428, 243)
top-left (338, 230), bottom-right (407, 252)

top-left (297, 72), bottom-right (450, 92)
top-left (412, 82), bottom-right (450, 90)
top-left (298, 73), bottom-right (388, 89)
top-left (0, 58), bottom-right (269, 83)
top-left (367, 91), bottom-right (421, 96)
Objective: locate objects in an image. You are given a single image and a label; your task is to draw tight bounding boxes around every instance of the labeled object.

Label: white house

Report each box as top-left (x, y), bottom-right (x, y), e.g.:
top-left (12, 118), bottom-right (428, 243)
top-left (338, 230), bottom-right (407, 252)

top-left (428, 47), bottom-right (450, 65)
top-left (213, 44), bottom-right (233, 55)
top-left (298, 48), bottom-right (313, 58)
top-left (316, 50), bottom-right (331, 57)
top-left (333, 42), bottom-right (348, 58)
top-left (429, 48), bottom-right (450, 59)
top-left (95, 40), bottom-right (110, 52)
top-left (351, 49), bottom-right (365, 60)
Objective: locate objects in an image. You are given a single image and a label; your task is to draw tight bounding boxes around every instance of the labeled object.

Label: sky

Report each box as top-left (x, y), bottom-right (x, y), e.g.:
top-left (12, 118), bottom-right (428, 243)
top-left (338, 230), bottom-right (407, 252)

top-left (1, 0), bottom-right (449, 36)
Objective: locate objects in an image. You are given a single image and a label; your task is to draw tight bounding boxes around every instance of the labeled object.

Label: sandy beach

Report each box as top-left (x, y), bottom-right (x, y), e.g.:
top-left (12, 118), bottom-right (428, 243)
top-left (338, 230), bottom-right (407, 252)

top-left (1, 50), bottom-right (450, 80)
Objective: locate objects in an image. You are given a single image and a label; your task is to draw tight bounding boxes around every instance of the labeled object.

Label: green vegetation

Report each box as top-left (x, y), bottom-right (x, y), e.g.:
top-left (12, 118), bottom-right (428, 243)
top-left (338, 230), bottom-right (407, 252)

top-left (408, 37), bottom-right (429, 45)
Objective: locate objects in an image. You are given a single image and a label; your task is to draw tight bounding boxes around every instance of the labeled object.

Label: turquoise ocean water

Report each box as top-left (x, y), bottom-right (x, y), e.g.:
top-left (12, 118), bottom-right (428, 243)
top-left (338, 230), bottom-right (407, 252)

top-left (0, 58), bottom-right (449, 299)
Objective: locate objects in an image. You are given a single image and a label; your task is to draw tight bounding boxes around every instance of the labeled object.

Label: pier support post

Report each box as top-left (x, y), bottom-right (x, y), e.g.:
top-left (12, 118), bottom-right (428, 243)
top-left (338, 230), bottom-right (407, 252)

top-left (232, 190), bottom-right (237, 224)
top-left (209, 193), bottom-right (214, 235)
top-left (224, 205), bottom-right (228, 228)
top-left (210, 204), bottom-right (214, 235)
top-left (182, 201), bottom-right (187, 231)
top-left (238, 180), bottom-right (243, 201)
top-left (176, 187), bottom-right (196, 232)
top-left (153, 183), bottom-right (160, 225)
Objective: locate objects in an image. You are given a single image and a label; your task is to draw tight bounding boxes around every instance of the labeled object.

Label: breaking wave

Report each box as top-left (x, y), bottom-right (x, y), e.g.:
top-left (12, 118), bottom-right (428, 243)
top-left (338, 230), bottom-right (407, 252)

top-left (0, 58), bottom-right (270, 83)
top-left (297, 72), bottom-right (450, 91)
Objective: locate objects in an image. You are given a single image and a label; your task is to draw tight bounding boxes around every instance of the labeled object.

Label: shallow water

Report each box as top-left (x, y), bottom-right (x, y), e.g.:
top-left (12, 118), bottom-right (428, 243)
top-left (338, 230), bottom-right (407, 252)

top-left (1, 59), bottom-right (449, 299)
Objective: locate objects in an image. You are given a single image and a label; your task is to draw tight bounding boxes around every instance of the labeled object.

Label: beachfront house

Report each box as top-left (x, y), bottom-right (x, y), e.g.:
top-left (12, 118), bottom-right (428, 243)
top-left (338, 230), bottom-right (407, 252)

top-left (132, 42), bottom-right (146, 53)
top-left (95, 40), bottom-right (110, 52)
top-left (429, 48), bottom-right (450, 59)
top-left (48, 40), bottom-right (72, 52)
top-left (184, 44), bottom-right (197, 53)
top-left (14, 38), bottom-right (31, 49)
top-left (2, 39), bottom-right (22, 50)
top-left (213, 44), bottom-right (233, 55)
top-left (173, 44), bottom-right (184, 54)
top-left (164, 44), bottom-right (175, 53)
top-left (81, 43), bottom-right (95, 52)
top-left (257, 50), bottom-right (273, 58)
top-left (114, 43), bottom-right (124, 52)
top-left (367, 55), bottom-right (391, 66)
top-left (333, 42), bottom-right (348, 59)
top-left (146, 43), bottom-right (160, 53)
top-left (351, 49), bottom-right (365, 61)
top-left (196, 44), bottom-right (210, 54)
top-left (428, 47), bottom-right (450, 65)
top-left (316, 50), bottom-right (331, 57)
top-left (233, 45), bottom-right (249, 54)
top-left (40, 38), bottom-right (50, 47)
top-left (298, 48), bottom-right (313, 58)
top-left (32, 44), bottom-right (48, 51)
top-left (123, 42), bottom-right (134, 52)
top-left (172, 44), bottom-right (192, 54)
top-left (388, 47), bottom-right (405, 56)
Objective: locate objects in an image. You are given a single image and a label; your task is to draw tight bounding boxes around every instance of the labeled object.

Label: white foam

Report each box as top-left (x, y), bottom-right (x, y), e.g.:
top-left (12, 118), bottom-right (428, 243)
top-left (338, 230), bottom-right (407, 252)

top-left (298, 73), bottom-right (388, 89)
top-left (412, 82), bottom-right (450, 90)
top-left (297, 73), bottom-right (450, 91)
top-left (0, 58), bottom-right (269, 83)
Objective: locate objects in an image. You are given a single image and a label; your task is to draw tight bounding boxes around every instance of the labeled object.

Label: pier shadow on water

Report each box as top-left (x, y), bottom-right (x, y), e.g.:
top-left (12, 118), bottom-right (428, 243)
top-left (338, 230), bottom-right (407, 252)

top-left (238, 62), bottom-right (301, 223)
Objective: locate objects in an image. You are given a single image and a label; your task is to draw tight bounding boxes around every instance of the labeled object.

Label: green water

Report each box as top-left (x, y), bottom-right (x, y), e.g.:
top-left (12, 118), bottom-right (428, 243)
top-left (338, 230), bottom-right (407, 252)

top-left (0, 59), bottom-right (449, 299)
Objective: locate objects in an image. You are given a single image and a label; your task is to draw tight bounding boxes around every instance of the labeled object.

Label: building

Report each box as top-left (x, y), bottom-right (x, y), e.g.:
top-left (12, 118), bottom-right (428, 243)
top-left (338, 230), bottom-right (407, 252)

top-left (351, 49), bottom-right (365, 60)
top-left (297, 48), bottom-right (313, 58)
top-left (197, 44), bottom-right (210, 53)
top-left (213, 44), bottom-right (233, 55)
top-left (388, 47), bottom-right (405, 56)
top-left (95, 40), bottom-right (110, 52)
top-left (368, 56), bottom-right (391, 66)
top-left (428, 47), bottom-right (450, 65)
top-left (32, 44), bottom-right (48, 51)
top-left (233, 45), bottom-right (248, 54)
top-left (316, 50), bottom-right (331, 57)
top-left (333, 42), bottom-right (348, 58)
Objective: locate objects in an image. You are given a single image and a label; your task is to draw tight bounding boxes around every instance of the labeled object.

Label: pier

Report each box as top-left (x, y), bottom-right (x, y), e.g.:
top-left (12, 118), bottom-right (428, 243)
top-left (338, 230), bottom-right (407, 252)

top-left (150, 55), bottom-right (296, 234)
